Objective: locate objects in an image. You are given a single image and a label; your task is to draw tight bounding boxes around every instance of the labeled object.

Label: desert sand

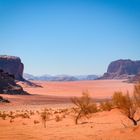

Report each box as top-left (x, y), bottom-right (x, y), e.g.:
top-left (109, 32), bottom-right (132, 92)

top-left (0, 80), bottom-right (140, 140)
top-left (1, 80), bottom-right (134, 106)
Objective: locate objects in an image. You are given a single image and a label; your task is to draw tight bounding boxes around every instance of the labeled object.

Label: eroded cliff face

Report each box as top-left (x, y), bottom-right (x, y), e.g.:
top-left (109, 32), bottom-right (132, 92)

top-left (0, 69), bottom-right (29, 95)
top-left (0, 55), bottom-right (24, 81)
top-left (101, 59), bottom-right (140, 79)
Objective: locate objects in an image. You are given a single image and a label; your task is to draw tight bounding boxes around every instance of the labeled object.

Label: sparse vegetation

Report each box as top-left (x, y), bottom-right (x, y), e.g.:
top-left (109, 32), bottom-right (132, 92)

top-left (40, 108), bottom-right (50, 128)
top-left (134, 82), bottom-right (140, 107)
top-left (34, 120), bottom-right (40, 124)
top-left (55, 115), bottom-right (62, 122)
top-left (112, 82), bottom-right (140, 126)
top-left (1, 80), bottom-right (140, 140)
top-left (71, 91), bottom-right (98, 124)
top-left (99, 100), bottom-right (113, 111)
top-left (0, 112), bottom-right (7, 120)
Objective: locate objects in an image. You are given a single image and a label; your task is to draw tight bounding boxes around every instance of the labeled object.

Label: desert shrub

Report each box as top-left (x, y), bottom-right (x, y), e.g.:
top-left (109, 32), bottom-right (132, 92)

top-left (40, 108), bottom-right (50, 128)
top-left (0, 113), bottom-right (7, 120)
top-left (71, 91), bottom-right (98, 124)
top-left (36, 110), bottom-right (40, 114)
top-left (134, 82), bottom-right (140, 107)
top-left (18, 113), bottom-right (30, 119)
top-left (99, 101), bottom-right (113, 111)
top-left (112, 91), bottom-right (128, 108)
top-left (9, 111), bottom-right (13, 116)
top-left (55, 115), bottom-right (62, 122)
top-left (10, 119), bottom-right (14, 123)
top-left (29, 110), bottom-right (35, 116)
top-left (112, 83), bottom-right (140, 126)
top-left (34, 120), bottom-right (40, 124)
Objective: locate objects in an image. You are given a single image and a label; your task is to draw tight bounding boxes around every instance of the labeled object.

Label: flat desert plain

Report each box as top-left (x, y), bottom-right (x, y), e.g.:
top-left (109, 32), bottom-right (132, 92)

top-left (0, 80), bottom-right (140, 140)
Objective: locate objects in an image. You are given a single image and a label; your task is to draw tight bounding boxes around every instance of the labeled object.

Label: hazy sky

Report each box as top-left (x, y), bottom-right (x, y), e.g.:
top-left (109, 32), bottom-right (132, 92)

top-left (0, 0), bottom-right (140, 75)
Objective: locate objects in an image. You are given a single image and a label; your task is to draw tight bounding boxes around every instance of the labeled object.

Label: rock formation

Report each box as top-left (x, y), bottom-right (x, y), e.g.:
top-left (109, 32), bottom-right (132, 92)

top-left (101, 59), bottom-right (140, 79)
top-left (0, 69), bottom-right (29, 95)
top-left (0, 96), bottom-right (9, 103)
top-left (0, 55), bottom-right (24, 81)
top-left (129, 72), bottom-right (140, 83)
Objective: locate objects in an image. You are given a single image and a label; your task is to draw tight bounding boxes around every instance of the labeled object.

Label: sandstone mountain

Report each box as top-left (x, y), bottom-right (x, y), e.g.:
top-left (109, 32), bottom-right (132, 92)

top-left (101, 59), bottom-right (140, 79)
top-left (129, 73), bottom-right (140, 83)
top-left (0, 55), bottom-right (41, 88)
top-left (0, 69), bottom-right (29, 95)
top-left (0, 55), bottom-right (24, 81)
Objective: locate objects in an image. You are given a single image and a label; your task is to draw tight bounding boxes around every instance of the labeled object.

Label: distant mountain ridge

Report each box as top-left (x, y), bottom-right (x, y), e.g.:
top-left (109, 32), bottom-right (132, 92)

top-left (23, 73), bottom-right (99, 81)
top-left (100, 59), bottom-right (140, 80)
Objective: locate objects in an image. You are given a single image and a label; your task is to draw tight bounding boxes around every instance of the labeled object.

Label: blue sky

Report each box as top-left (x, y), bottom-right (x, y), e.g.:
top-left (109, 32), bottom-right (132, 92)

top-left (0, 0), bottom-right (140, 75)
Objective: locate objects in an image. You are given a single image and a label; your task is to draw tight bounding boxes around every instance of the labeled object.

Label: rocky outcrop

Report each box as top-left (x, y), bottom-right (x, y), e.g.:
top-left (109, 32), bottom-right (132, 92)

top-left (0, 69), bottom-right (29, 95)
top-left (129, 73), bottom-right (140, 83)
top-left (101, 59), bottom-right (140, 79)
top-left (0, 96), bottom-right (10, 103)
top-left (0, 55), bottom-right (24, 81)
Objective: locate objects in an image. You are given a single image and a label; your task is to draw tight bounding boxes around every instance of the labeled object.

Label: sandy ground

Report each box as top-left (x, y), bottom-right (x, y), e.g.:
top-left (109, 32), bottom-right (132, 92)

top-left (0, 80), bottom-right (140, 140)
top-left (0, 80), bottom-right (134, 108)
top-left (23, 80), bottom-right (134, 98)
top-left (0, 108), bottom-right (140, 140)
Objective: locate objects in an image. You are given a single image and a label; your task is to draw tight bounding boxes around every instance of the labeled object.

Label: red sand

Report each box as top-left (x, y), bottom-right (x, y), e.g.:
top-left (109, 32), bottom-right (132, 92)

top-left (1, 80), bottom-right (134, 106)
top-left (23, 80), bottom-right (134, 98)
top-left (0, 80), bottom-right (139, 140)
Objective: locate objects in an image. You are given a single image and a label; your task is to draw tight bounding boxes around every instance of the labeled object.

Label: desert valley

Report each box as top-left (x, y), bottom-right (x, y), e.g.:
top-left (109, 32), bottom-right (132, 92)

top-left (0, 55), bottom-right (140, 140)
top-left (1, 0), bottom-right (140, 139)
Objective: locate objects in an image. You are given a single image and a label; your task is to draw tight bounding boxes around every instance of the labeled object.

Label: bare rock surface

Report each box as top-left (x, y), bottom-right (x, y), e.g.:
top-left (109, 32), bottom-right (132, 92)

top-left (0, 55), bottom-right (24, 81)
top-left (101, 59), bottom-right (140, 79)
top-left (0, 69), bottom-right (29, 95)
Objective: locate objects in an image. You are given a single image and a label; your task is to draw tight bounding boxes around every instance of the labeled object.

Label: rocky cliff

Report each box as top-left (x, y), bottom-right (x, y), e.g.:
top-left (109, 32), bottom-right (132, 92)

top-left (101, 59), bottom-right (140, 79)
top-left (0, 55), bottom-right (24, 81)
top-left (0, 69), bottom-right (29, 95)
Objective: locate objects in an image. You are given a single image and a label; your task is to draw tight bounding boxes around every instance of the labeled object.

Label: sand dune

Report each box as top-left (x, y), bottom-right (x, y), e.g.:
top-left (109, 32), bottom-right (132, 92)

top-left (0, 108), bottom-right (140, 140)
top-left (0, 80), bottom-right (139, 140)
